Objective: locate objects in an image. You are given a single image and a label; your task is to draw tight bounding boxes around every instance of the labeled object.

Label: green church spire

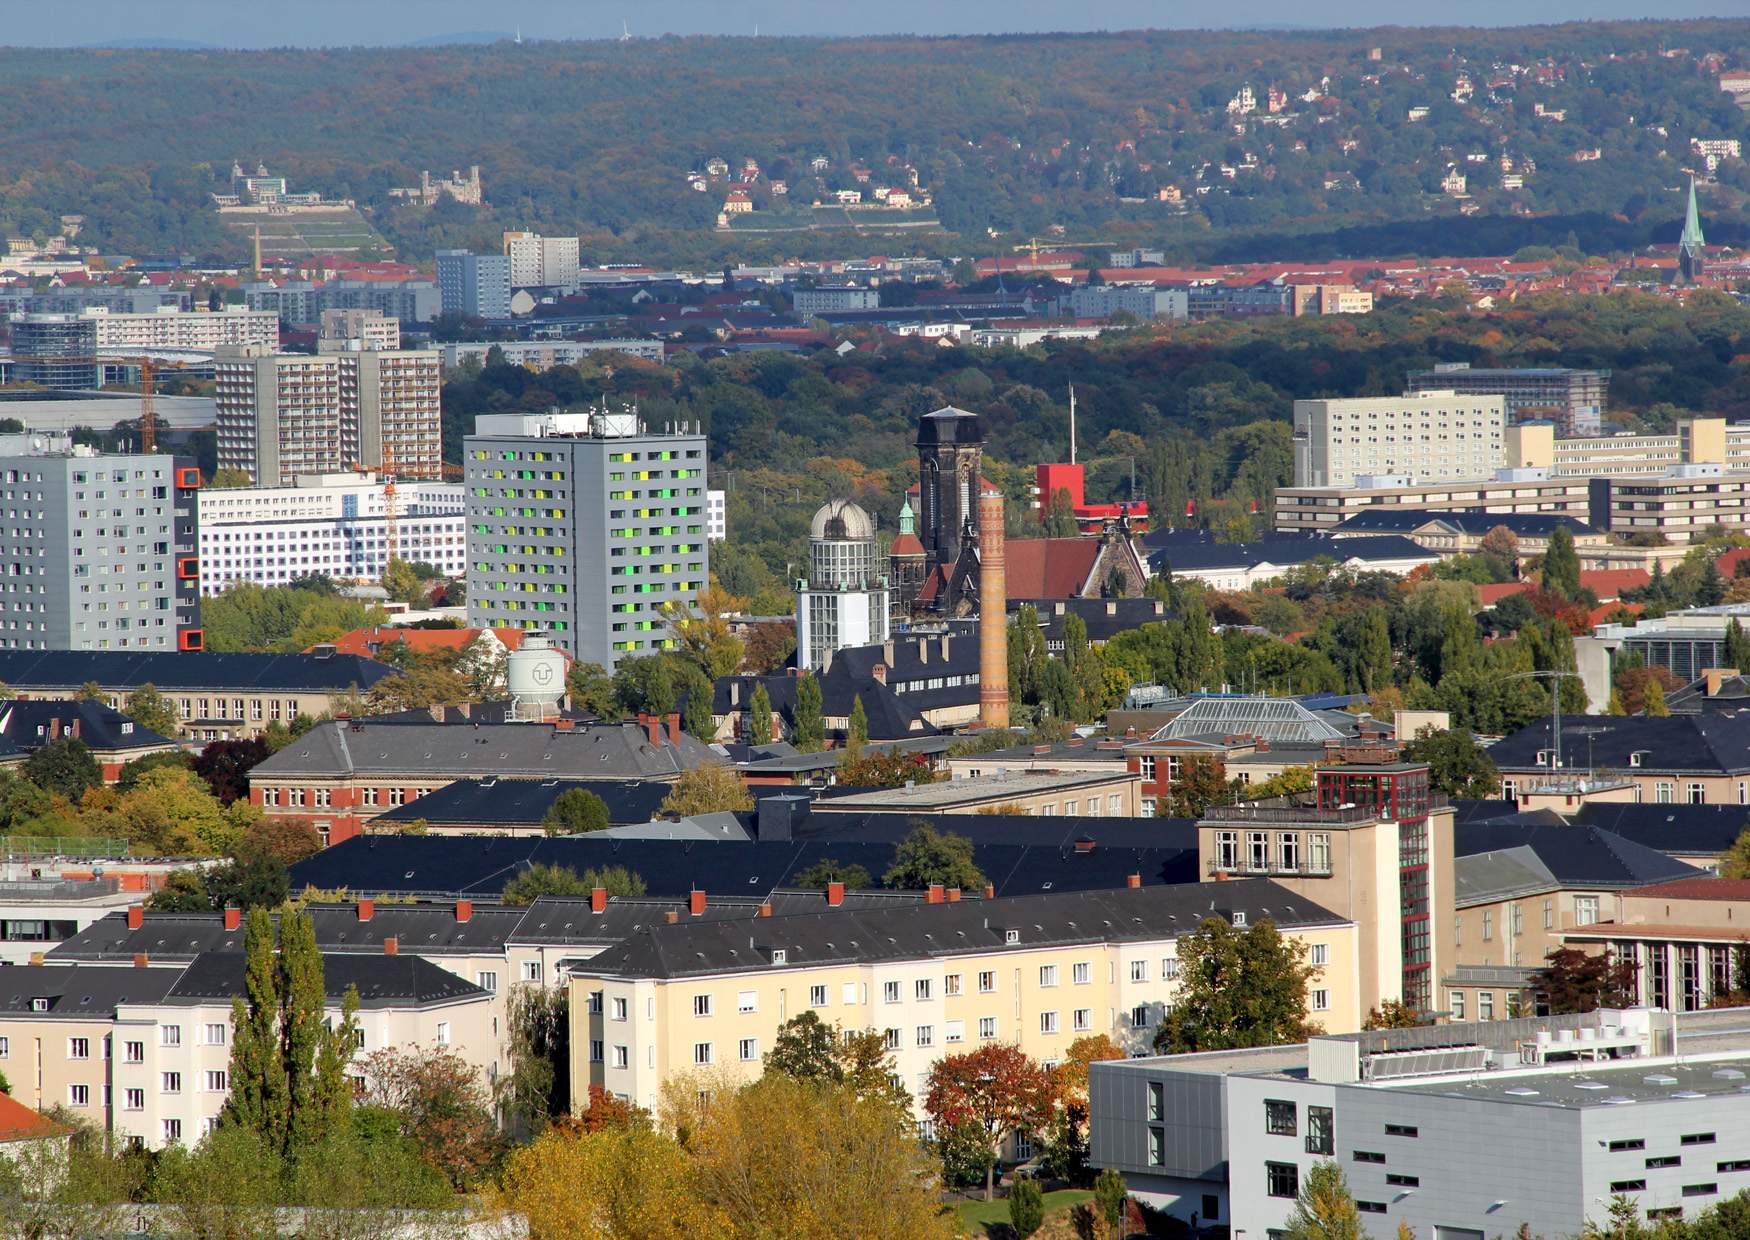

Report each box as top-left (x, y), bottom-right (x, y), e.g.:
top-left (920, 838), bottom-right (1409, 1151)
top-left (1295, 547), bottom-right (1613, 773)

top-left (897, 496), bottom-right (916, 535)
top-left (1681, 176), bottom-right (1706, 252)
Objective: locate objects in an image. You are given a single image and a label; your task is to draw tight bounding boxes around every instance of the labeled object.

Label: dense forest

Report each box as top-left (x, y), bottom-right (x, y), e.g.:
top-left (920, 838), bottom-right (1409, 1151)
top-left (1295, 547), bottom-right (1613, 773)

top-left (2, 21), bottom-right (1750, 264)
top-left (436, 290), bottom-right (1750, 599)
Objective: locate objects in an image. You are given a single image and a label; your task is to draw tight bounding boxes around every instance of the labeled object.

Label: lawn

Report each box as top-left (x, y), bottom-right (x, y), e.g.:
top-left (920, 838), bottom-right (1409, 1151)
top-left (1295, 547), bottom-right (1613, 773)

top-left (955, 1188), bottom-right (1094, 1234)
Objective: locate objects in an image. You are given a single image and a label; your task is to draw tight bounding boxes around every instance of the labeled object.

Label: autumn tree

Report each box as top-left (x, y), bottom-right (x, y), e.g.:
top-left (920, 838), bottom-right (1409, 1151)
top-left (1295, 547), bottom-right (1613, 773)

top-left (123, 683), bottom-right (181, 737)
top-left (362, 1044), bottom-right (500, 1189)
top-left (659, 763), bottom-right (753, 817)
top-left (1722, 825), bottom-right (1750, 880)
top-left (1538, 946), bottom-right (1638, 1014)
top-left (885, 823), bottom-right (986, 891)
top-left (1644, 677), bottom-right (1670, 717)
top-left (1728, 618), bottom-right (1750, 674)
top-left (497, 1124), bottom-right (725, 1240)
top-left (836, 747), bottom-right (940, 788)
top-left (192, 738), bottom-right (271, 805)
top-left (847, 695), bottom-right (869, 751)
top-left (660, 583), bottom-right (746, 682)
top-left (1166, 755), bottom-right (1230, 817)
top-left (1281, 1160), bottom-right (1365, 1240)
top-left (542, 788), bottom-right (611, 835)
top-left (924, 1044), bottom-right (1056, 1200)
top-left (1363, 999), bottom-right (1421, 1030)
top-left (745, 683), bottom-right (774, 744)
top-left (1155, 916), bottom-right (1318, 1053)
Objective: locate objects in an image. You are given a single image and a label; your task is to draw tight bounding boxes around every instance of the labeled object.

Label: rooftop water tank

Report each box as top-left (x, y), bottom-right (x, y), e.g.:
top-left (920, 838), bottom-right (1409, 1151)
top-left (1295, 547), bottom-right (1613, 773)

top-left (507, 629), bottom-right (567, 720)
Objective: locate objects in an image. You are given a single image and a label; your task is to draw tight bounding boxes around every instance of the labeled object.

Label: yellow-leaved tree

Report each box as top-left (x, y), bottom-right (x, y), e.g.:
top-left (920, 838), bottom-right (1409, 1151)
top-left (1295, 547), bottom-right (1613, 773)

top-left (496, 1122), bottom-right (725, 1240)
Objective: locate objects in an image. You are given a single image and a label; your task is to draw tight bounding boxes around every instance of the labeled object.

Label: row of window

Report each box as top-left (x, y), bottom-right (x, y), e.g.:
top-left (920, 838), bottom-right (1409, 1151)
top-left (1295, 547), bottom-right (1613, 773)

top-left (65, 1072), bottom-right (228, 1108)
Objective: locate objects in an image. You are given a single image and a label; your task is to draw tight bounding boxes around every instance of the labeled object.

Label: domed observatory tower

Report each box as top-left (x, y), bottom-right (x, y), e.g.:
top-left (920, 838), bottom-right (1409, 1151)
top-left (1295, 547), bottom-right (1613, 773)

top-left (797, 499), bottom-right (890, 673)
top-left (506, 628), bottom-right (570, 721)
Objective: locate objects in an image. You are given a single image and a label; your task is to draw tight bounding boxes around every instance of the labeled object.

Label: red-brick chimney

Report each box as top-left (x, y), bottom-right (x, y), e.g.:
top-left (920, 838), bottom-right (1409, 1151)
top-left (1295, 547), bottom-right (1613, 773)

top-left (758, 902), bottom-right (773, 917)
top-left (70, 718), bottom-right (80, 741)
top-left (554, 718), bottom-right (575, 732)
top-left (827, 881), bottom-right (845, 907)
top-left (871, 663), bottom-right (888, 686)
top-left (590, 887), bottom-right (608, 914)
top-left (1127, 873), bottom-right (1142, 889)
top-left (383, 936), bottom-right (399, 955)
top-left (357, 899), bottom-right (375, 922)
top-left (927, 884), bottom-right (946, 904)
top-left (664, 909), bottom-right (680, 924)
top-left (665, 712), bottom-right (682, 744)
top-left (982, 884), bottom-right (995, 900)
top-left (454, 900), bottom-right (473, 923)
top-left (947, 888), bottom-right (962, 903)
top-left (1212, 869), bottom-right (1229, 882)
top-left (132, 952), bottom-right (148, 968)
top-left (642, 713), bottom-right (663, 746)
top-left (223, 907), bottom-right (241, 931)
top-left (126, 905), bottom-right (143, 930)
top-left (689, 889), bottom-right (707, 916)
top-left (48, 718), bottom-right (60, 741)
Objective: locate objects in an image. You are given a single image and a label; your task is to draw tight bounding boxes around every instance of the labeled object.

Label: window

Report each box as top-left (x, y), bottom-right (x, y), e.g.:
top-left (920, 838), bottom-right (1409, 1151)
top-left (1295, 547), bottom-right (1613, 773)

top-left (1307, 1106), bottom-right (1334, 1156)
top-left (1072, 962), bottom-right (1091, 985)
top-left (436, 1023), bottom-right (450, 1047)
top-left (1385, 1124), bottom-right (1418, 1138)
top-left (978, 971), bottom-right (996, 993)
top-left (978, 1017), bottom-right (997, 1039)
top-left (1040, 1011), bottom-right (1059, 1034)
top-left (160, 1025), bottom-right (181, 1047)
top-left (124, 1088), bottom-right (144, 1111)
top-left (739, 1038), bottom-right (758, 1062)
top-left (67, 1037), bottom-right (89, 1060)
top-left (945, 973), bottom-right (962, 996)
top-left (915, 979), bottom-right (932, 1000)
top-left (883, 1029), bottom-right (900, 1051)
top-left (162, 1119), bottom-right (182, 1145)
top-left (1450, 991), bottom-right (1466, 1021)
top-left (612, 997), bottom-right (628, 1021)
top-left (1310, 944), bottom-right (1328, 967)
top-left (124, 1041), bottom-right (144, 1064)
top-left (916, 1025), bottom-right (934, 1048)
top-left (590, 1041), bottom-right (604, 1063)
top-left (1683, 1184), bottom-right (1719, 1198)
top-left (695, 994), bottom-right (714, 1017)
top-left (738, 991), bottom-right (758, 1014)
top-left (1265, 1100), bottom-right (1298, 1136)
top-left (1479, 992), bottom-right (1495, 1021)
top-left (1073, 1009), bottom-right (1092, 1032)
top-left (1612, 1180), bottom-right (1648, 1193)
top-left (1684, 1134), bottom-right (1718, 1146)
top-left (204, 1023), bottom-right (226, 1046)
top-left (1719, 1160), bottom-right (1750, 1173)
top-left (523, 962), bottom-right (543, 983)
top-left (1132, 1004), bottom-right (1149, 1028)
top-left (1481, 910), bottom-right (1493, 941)
top-left (1354, 1151), bottom-right (1385, 1164)
top-left (946, 1020), bottom-right (965, 1043)
top-left (1358, 1201), bottom-right (1388, 1215)
top-left (883, 981), bottom-right (901, 1004)
top-left (1609, 1139), bottom-right (1646, 1152)
top-left (1266, 1162), bottom-right (1300, 1199)
top-left (1148, 1082), bottom-right (1164, 1121)
top-left (694, 1042), bottom-right (714, 1066)
top-left (1162, 958), bottom-right (1181, 981)
top-left (1039, 966), bottom-right (1059, 988)
top-left (1647, 1156), bottom-right (1681, 1169)
top-left (1386, 1173), bottom-right (1419, 1187)
top-left (1130, 960), bottom-right (1148, 983)
top-left (206, 1070), bottom-right (228, 1091)
top-left (810, 985), bottom-right (828, 1008)
top-left (612, 1045), bottom-right (629, 1069)
top-left (1149, 1127), bottom-right (1165, 1167)
top-left (1574, 896), bottom-right (1600, 927)
top-left (161, 1072), bottom-right (181, 1094)
top-left (68, 1084), bottom-right (89, 1107)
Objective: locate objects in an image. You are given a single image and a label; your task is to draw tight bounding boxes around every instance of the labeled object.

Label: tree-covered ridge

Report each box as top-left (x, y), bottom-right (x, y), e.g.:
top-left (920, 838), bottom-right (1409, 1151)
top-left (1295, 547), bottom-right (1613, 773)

top-left (2, 20), bottom-right (1749, 261)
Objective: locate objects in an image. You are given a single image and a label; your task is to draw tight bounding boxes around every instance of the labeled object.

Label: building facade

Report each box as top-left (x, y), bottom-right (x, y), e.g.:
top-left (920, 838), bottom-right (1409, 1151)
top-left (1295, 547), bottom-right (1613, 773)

top-left (1292, 394), bottom-right (1507, 489)
top-left (502, 232), bottom-right (581, 288)
top-left (793, 286), bottom-right (879, 316)
top-left (197, 473), bottom-right (465, 593)
top-left (437, 340), bottom-right (665, 368)
top-left (212, 345), bottom-right (442, 486)
top-left (464, 409), bottom-right (707, 667)
top-left (796, 500), bottom-right (889, 673)
top-left (1408, 364), bottom-right (1609, 436)
top-left (243, 279), bottom-right (440, 327)
top-left (436, 251), bottom-right (512, 321)
top-left (0, 435), bottom-right (200, 652)
top-left (9, 314), bottom-right (98, 389)
top-left (78, 307), bottom-right (280, 354)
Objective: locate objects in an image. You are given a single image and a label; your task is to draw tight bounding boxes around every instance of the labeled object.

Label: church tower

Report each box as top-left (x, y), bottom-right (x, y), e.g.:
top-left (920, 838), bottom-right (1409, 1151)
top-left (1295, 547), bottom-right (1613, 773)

top-left (914, 407), bottom-right (985, 577)
top-left (887, 496), bottom-right (926, 620)
top-left (1679, 176), bottom-right (1706, 285)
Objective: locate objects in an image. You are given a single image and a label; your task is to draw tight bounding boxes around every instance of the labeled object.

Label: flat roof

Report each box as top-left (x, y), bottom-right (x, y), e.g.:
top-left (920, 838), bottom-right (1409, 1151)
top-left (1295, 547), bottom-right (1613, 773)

top-left (817, 770), bottom-right (1131, 808)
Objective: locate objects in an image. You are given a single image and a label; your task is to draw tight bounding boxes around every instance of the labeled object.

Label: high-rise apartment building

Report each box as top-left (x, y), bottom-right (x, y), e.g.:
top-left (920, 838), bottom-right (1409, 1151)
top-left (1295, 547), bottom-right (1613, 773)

top-left (0, 434), bottom-right (201, 652)
top-left (77, 306), bottom-right (280, 353)
top-left (213, 345), bottom-right (442, 486)
top-left (464, 409), bottom-right (708, 667)
top-left (436, 251), bottom-right (512, 320)
top-left (1292, 392), bottom-right (1506, 488)
top-left (502, 231), bottom-right (581, 288)
top-left (318, 308), bottom-right (400, 351)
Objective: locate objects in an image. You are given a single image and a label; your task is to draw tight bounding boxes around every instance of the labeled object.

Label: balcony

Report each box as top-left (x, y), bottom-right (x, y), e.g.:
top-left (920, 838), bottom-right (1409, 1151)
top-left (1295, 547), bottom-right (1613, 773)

top-left (1207, 857), bottom-right (1336, 879)
top-left (1204, 792), bottom-right (1447, 825)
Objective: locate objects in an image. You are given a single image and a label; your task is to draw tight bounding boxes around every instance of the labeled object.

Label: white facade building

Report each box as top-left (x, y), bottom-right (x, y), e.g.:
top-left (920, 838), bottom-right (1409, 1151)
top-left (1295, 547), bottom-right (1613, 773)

top-left (1293, 392), bottom-right (1507, 488)
top-left (796, 500), bottom-right (888, 673)
top-left (503, 231), bottom-right (582, 288)
top-left (438, 339), bottom-right (665, 368)
top-left (707, 489), bottom-right (726, 542)
top-left (794, 286), bottom-right (880, 316)
top-left (80, 306), bottom-right (280, 353)
top-left (198, 473), bottom-right (466, 593)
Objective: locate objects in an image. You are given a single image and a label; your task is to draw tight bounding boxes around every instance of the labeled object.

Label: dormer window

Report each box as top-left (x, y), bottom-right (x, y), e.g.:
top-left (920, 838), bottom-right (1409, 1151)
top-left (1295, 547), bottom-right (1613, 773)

top-left (29, 998), bottom-right (47, 1012)
top-left (1005, 929), bottom-right (1020, 945)
top-left (1630, 752), bottom-right (1645, 768)
top-left (1536, 749), bottom-right (1556, 767)
top-left (1232, 912), bottom-right (1248, 928)
top-left (771, 950), bottom-right (787, 966)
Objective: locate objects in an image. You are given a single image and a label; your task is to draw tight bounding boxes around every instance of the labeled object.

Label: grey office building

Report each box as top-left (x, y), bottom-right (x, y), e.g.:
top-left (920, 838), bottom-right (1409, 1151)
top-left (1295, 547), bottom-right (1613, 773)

top-left (9, 314), bottom-right (99, 389)
top-left (464, 409), bottom-right (708, 667)
top-left (1089, 1006), bottom-right (1750, 1238)
top-left (1408, 363), bottom-right (1610, 436)
top-left (0, 434), bottom-right (201, 652)
top-left (436, 251), bottom-right (512, 321)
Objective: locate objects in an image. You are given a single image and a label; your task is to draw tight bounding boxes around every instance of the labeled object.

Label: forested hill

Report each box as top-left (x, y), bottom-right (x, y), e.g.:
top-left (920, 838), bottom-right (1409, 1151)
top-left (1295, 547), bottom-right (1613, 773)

top-left (3, 20), bottom-right (1750, 263)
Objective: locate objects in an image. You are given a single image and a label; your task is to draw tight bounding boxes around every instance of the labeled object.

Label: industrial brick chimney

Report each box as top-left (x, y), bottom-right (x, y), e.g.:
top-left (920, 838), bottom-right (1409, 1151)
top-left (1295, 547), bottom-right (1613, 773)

top-left (978, 482), bottom-right (1010, 728)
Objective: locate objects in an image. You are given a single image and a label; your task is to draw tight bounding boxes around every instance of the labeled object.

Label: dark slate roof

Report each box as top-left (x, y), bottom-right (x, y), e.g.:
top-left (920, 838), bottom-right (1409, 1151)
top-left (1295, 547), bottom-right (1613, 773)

top-left (915, 406), bottom-right (984, 446)
top-left (1574, 802), bottom-right (1750, 858)
top-left (1453, 822), bottom-right (1702, 890)
top-left (0, 700), bottom-right (177, 753)
top-left (249, 718), bottom-right (722, 781)
top-left (0, 650), bottom-right (395, 694)
top-left (0, 964), bottom-right (179, 1016)
top-left (289, 833), bottom-right (1199, 901)
top-left (1013, 598), bottom-right (1172, 644)
top-left (1451, 799), bottom-right (1520, 824)
top-left (506, 891), bottom-right (933, 950)
top-left (1144, 533), bottom-right (1435, 575)
top-left (1665, 675), bottom-right (1750, 715)
top-left (1490, 715), bottom-right (1750, 776)
top-left (710, 674), bottom-right (933, 742)
top-left (167, 952), bottom-right (485, 1008)
top-left (1329, 509), bottom-right (1597, 537)
top-left (824, 630), bottom-right (981, 716)
top-left (373, 779), bottom-right (674, 829)
top-left (579, 878), bottom-right (1346, 981)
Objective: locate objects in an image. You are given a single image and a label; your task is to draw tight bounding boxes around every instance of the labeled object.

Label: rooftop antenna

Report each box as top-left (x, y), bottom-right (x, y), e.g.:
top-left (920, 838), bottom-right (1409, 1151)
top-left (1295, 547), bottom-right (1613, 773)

top-left (1068, 382), bottom-right (1077, 467)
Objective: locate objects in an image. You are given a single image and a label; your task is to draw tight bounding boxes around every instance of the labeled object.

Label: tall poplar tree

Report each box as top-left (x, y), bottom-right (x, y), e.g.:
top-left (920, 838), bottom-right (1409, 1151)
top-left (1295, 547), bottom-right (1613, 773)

top-left (792, 672), bottom-right (824, 751)
top-left (224, 906), bottom-right (288, 1144)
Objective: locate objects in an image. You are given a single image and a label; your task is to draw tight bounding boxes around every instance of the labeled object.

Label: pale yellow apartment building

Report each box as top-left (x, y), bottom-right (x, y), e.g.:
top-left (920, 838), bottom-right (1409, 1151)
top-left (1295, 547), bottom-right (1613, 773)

top-left (568, 878), bottom-right (1358, 1132)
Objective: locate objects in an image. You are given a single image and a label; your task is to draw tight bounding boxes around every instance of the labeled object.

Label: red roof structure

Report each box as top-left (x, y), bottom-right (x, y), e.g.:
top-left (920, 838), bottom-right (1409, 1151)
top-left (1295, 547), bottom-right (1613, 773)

top-left (1624, 878), bottom-right (1750, 901)
top-left (316, 626), bottom-right (543, 659)
top-left (1005, 539), bottom-right (1104, 599)
top-left (0, 1093), bottom-right (66, 1144)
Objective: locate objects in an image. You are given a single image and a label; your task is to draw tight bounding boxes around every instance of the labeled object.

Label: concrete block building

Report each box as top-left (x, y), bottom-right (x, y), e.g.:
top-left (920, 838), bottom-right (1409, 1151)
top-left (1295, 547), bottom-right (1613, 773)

top-left (464, 408), bottom-right (708, 666)
top-left (1292, 393), bottom-right (1507, 488)
top-left (436, 251), bottom-right (512, 321)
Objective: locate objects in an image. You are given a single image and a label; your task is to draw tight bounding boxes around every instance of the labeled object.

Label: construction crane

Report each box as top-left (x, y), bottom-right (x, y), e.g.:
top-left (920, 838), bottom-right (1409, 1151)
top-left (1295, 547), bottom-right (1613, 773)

top-left (1014, 237), bottom-right (1117, 259)
top-left (42, 355), bottom-right (164, 452)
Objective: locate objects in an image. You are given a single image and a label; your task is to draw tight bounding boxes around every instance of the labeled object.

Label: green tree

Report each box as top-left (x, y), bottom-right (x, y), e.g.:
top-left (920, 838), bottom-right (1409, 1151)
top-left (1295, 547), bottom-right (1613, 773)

top-left (505, 983), bottom-right (570, 1133)
top-left (1281, 1160), bottom-right (1365, 1240)
top-left (792, 672), bottom-right (824, 750)
top-left (1009, 605), bottom-right (1047, 706)
top-left (74, 682), bottom-right (105, 703)
top-left (745, 683), bottom-right (774, 744)
top-left (1727, 619), bottom-right (1750, 674)
top-left (1041, 488), bottom-right (1081, 538)
top-left (542, 789), bottom-right (611, 835)
top-left (501, 862), bottom-right (647, 905)
top-left (1542, 526), bottom-right (1582, 599)
top-left (123, 683), bottom-right (181, 737)
top-left (1352, 609), bottom-right (1394, 695)
top-left (23, 738), bottom-right (101, 802)
top-left (1167, 755), bottom-right (1231, 817)
top-left (659, 764), bottom-right (753, 817)
top-left (847, 695), bottom-right (869, 751)
top-left (1009, 1174), bottom-right (1046, 1238)
top-left (763, 1010), bottom-right (842, 1084)
top-left (1722, 825), bottom-right (1750, 880)
top-left (794, 857), bottom-right (874, 889)
top-left (1644, 678), bottom-right (1670, 717)
top-left (1093, 1168), bottom-right (1129, 1240)
top-left (1698, 558), bottom-right (1729, 608)
top-left (885, 824), bottom-right (987, 891)
top-left (224, 906), bottom-right (291, 1148)
top-left (566, 661), bottom-right (619, 719)
top-left (380, 558), bottom-right (427, 607)
top-left (937, 1119), bottom-right (997, 1191)
top-left (677, 662), bottom-right (716, 742)
top-left (1403, 726), bottom-right (1499, 798)
top-left (612, 655), bottom-right (678, 716)
top-left (1155, 916), bottom-right (1319, 1052)
top-left (1363, 999), bottom-right (1421, 1030)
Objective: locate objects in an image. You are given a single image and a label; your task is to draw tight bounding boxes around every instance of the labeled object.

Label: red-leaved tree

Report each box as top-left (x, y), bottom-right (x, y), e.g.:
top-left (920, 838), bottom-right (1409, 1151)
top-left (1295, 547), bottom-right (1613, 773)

top-left (924, 1043), bottom-right (1056, 1201)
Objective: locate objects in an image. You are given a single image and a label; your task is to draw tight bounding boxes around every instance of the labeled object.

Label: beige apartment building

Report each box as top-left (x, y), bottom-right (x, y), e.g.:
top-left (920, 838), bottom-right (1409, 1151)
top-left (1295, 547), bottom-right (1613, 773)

top-left (1292, 393), bottom-right (1506, 488)
top-left (1274, 474), bottom-right (1596, 534)
top-left (82, 305), bottom-right (280, 353)
top-left (1196, 760), bottom-right (1455, 1017)
top-left (569, 880), bottom-right (1359, 1127)
top-left (1565, 877), bottom-right (1750, 1012)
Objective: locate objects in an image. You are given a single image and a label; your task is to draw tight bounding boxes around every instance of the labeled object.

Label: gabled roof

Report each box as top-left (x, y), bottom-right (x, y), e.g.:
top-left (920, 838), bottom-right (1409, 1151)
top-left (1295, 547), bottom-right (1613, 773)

top-left (578, 878), bottom-right (1346, 981)
top-left (249, 718), bottom-right (723, 782)
top-left (1490, 715), bottom-right (1750, 776)
top-left (0, 964), bottom-right (181, 1016)
top-left (373, 779), bottom-right (674, 829)
top-left (317, 626), bottom-right (537, 658)
top-left (167, 952), bottom-right (485, 1008)
top-left (0, 1094), bottom-right (66, 1143)
top-left (0, 699), bottom-right (176, 753)
top-left (1573, 802), bottom-right (1750, 857)
top-left (0, 650), bottom-right (395, 694)
top-left (1145, 532), bottom-right (1435, 575)
top-left (1453, 822), bottom-right (1701, 894)
top-left (1004, 539), bottom-right (1103, 598)
top-left (1329, 509), bottom-right (1596, 537)
top-left (711, 674), bottom-right (933, 742)
top-left (1626, 877), bottom-right (1750, 902)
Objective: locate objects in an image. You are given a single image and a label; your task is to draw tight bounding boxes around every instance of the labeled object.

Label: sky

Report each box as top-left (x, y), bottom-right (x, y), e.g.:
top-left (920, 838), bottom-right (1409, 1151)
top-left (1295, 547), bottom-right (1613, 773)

top-left (10, 0), bottom-right (1748, 47)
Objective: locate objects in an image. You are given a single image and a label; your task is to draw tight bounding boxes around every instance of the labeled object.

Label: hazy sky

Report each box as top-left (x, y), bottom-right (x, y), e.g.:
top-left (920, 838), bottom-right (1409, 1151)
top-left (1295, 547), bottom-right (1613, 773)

top-left (12, 0), bottom-right (1748, 47)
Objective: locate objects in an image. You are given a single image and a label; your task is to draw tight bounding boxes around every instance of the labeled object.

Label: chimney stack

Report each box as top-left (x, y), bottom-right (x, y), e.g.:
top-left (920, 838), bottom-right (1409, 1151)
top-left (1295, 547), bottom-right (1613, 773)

top-left (133, 952), bottom-right (148, 968)
top-left (689, 889), bottom-right (707, 916)
top-left (664, 910), bottom-right (680, 924)
top-left (357, 899), bottom-right (375, 923)
top-left (947, 887), bottom-right (962, 902)
top-left (827, 881), bottom-right (845, 907)
top-left (590, 887), bottom-right (608, 914)
top-left (927, 884), bottom-right (946, 904)
top-left (223, 906), bottom-right (241, 931)
top-left (126, 905), bottom-right (143, 930)
top-left (977, 483), bottom-right (1010, 728)
top-left (383, 936), bottom-right (399, 955)
top-left (70, 718), bottom-right (80, 740)
top-left (455, 900), bottom-right (473, 923)
top-left (758, 902), bottom-right (773, 917)
top-left (1127, 873), bottom-right (1142, 889)
top-left (665, 712), bottom-right (682, 744)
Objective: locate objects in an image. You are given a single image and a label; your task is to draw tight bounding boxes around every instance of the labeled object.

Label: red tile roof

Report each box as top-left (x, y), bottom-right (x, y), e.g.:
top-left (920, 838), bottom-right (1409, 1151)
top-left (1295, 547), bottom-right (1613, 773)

top-left (1005, 538), bottom-right (1101, 599)
top-left (317, 626), bottom-right (541, 658)
top-left (1626, 878), bottom-right (1750, 901)
top-left (0, 1093), bottom-right (66, 1143)
top-left (888, 533), bottom-right (925, 557)
top-left (1474, 569), bottom-right (1650, 608)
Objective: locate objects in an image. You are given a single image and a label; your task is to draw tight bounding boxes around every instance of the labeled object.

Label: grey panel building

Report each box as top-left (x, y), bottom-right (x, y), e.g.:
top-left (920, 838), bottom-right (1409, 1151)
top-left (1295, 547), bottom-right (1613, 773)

top-left (1409, 363), bottom-right (1609, 436)
top-left (1089, 1006), bottom-right (1750, 1238)
top-left (436, 251), bottom-right (512, 321)
top-left (9, 314), bottom-right (99, 389)
top-left (0, 434), bottom-right (200, 652)
top-left (464, 409), bottom-right (707, 667)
